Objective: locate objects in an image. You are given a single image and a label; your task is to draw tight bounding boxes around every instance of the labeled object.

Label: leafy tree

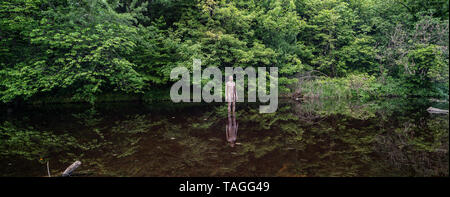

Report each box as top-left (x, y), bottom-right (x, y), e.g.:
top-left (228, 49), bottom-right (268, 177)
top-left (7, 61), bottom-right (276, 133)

top-left (0, 0), bottom-right (448, 103)
top-left (1, 0), bottom-right (148, 103)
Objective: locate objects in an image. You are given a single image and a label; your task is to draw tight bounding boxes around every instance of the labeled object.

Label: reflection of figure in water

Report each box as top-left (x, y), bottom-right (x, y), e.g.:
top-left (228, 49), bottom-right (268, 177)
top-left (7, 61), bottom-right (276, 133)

top-left (225, 75), bottom-right (237, 114)
top-left (226, 112), bottom-right (238, 147)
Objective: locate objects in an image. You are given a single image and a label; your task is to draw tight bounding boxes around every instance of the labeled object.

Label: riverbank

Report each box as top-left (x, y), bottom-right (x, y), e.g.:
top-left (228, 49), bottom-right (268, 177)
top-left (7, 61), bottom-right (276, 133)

top-left (291, 74), bottom-right (449, 102)
top-left (1, 73), bottom-right (448, 107)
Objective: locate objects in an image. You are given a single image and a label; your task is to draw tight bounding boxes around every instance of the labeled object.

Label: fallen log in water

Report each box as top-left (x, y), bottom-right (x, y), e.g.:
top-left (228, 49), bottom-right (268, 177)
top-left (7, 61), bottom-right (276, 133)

top-left (62, 161), bottom-right (81, 177)
top-left (429, 98), bottom-right (449, 103)
top-left (47, 161), bottom-right (51, 177)
top-left (427, 107), bottom-right (449, 114)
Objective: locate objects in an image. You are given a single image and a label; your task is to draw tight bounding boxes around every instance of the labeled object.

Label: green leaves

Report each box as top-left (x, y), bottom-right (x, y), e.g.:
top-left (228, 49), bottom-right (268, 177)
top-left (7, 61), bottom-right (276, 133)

top-left (1, 0), bottom-right (147, 103)
top-left (0, 0), bottom-right (448, 103)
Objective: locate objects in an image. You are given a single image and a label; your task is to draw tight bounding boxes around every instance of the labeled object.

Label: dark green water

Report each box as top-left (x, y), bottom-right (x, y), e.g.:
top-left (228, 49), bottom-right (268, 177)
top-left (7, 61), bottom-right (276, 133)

top-left (0, 98), bottom-right (448, 177)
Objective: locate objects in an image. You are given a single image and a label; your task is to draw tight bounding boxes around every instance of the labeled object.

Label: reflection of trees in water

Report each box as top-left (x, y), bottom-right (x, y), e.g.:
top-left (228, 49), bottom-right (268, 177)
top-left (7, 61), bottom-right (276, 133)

top-left (0, 99), bottom-right (448, 176)
top-left (291, 98), bottom-right (449, 176)
top-left (293, 98), bottom-right (378, 122)
top-left (293, 99), bottom-right (326, 123)
top-left (0, 106), bottom-right (170, 176)
top-left (374, 115), bottom-right (449, 176)
top-left (77, 104), bottom-right (308, 176)
top-left (0, 121), bottom-right (78, 176)
top-left (80, 102), bottom-right (449, 176)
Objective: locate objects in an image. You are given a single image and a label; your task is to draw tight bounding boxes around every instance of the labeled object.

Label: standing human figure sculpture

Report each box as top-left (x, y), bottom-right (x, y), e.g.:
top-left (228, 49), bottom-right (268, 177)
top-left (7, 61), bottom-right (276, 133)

top-left (225, 75), bottom-right (237, 114)
top-left (225, 75), bottom-right (238, 147)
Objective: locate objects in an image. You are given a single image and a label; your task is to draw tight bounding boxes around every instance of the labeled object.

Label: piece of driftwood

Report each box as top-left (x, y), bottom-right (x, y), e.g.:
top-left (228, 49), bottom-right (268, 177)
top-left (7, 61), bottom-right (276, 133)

top-left (62, 161), bottom-right (81, 177)
top-left (47, 161), bottom-right (51, 177)
top-left (427, 107), bottom-right (449, 114)
top-left (429, 98), bottom-right (449, 103)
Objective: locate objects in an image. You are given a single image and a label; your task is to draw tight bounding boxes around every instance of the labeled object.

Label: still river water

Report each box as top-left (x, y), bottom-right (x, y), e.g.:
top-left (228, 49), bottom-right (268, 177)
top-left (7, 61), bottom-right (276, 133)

top-left (0, 98), bottom-right (448, 177)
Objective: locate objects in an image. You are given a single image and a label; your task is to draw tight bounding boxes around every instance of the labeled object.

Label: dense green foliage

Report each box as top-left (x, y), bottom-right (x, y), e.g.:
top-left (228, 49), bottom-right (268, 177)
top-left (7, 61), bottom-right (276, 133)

top-left (1, 0), bottom-right (448, 103)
